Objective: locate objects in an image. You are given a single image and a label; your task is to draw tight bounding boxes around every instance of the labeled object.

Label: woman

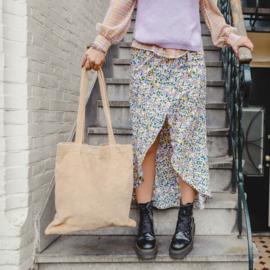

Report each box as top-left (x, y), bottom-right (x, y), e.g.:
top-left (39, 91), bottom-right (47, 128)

top-left (82, 0), bottom-right (254, 260)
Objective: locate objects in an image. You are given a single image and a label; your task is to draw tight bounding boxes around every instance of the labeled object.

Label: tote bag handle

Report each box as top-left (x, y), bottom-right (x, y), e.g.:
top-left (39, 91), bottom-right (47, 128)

top-left (75, 66), bottom-right (116, 145)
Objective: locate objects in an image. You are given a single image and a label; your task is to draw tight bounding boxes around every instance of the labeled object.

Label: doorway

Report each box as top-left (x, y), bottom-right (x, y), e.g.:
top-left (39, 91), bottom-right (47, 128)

top-left (243, 67), bottom-right (270, 232)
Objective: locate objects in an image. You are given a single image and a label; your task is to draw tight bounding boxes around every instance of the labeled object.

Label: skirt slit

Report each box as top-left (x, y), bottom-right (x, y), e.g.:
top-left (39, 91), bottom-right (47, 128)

top-left (133, 111), bottom-right (170, 186)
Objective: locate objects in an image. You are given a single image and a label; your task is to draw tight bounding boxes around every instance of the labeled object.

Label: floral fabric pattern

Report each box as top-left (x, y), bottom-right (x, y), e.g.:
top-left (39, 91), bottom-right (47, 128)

top-left (129, 47), bottom-right (212, 210)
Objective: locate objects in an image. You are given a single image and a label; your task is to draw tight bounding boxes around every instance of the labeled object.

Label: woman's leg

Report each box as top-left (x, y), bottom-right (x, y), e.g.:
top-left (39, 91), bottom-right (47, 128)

top-left (135, 130), bottom-right (162, 203)
top-left (135, 126), bottom-right (196, 204)
top-left (178, 175), bottom-right (196, 204)
top-left (134, 129), bottom-right (161, 260)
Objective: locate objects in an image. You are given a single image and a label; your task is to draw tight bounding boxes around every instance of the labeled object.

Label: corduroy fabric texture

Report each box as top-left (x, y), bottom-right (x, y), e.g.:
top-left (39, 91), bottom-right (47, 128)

top-left (45, 67), bottom-right (136, 235)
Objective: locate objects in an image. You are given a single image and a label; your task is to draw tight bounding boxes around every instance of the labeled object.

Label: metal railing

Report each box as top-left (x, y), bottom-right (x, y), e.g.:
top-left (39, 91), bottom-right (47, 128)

top-left (218, 0), bottom-right (253, 269)
top-left (242, 0), bottom-right (270, 31)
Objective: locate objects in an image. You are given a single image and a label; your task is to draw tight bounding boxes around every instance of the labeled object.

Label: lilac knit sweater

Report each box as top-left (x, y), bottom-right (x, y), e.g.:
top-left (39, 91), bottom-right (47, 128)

top-left (133, 0), bottom-right (203, 51)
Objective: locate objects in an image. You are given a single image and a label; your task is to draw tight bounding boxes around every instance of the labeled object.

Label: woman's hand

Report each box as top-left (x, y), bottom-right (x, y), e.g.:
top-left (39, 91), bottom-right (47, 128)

top-left (81, 47), bottom-right (105, 71)
top-left (231, 36), bottom-right (254, 59)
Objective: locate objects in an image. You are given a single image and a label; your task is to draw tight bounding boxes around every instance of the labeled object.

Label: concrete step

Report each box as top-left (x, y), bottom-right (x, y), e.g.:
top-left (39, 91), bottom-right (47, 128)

top-left (112, 59), bottom-right (223, 81)
top-left (106, 78), bottom-right (225, 103)
top-left (36, 235), bottom-right (259, 270)
top-left (88, 125), bottom-right (229, 158)
top-left (87, 126), bottom-right (229, 136)
top-left (97, 100), bottom-right (227, 129)
top-left (70, 192), bottom-right (245, 236)
top-left (118, 42), bottom-right (221, 61)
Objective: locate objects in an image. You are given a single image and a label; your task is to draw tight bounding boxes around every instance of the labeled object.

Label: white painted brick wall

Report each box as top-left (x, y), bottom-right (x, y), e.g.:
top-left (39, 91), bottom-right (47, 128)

top-left (0, 0), bottom-right (110, 269)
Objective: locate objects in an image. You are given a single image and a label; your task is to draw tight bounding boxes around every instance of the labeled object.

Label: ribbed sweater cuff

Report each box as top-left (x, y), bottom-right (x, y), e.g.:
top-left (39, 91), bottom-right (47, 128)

top-left (228, 32), bottom-right (242, 47)
top-left (92, 34), bottom-right (112, 53)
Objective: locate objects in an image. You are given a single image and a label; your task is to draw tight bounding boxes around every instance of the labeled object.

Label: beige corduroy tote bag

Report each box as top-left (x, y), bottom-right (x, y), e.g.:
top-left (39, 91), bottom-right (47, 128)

top-left (45, 66), bottom-right (136, 235)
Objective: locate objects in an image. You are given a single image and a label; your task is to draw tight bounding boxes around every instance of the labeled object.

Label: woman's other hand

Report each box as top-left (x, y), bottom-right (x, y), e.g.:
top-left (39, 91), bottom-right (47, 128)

top-left (232, 36), bottom-right (254, 59)
top-left (81, 47), bottom-right (105, 71)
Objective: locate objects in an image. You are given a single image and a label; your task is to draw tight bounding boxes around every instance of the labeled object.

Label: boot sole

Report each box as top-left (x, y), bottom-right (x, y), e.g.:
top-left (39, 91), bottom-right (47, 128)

top-left (169, 239), bottom-right (193, 259)
top-left (135, 243), bottom-right (158, 259)
top-left (169, 223), bottom-right (196, 259)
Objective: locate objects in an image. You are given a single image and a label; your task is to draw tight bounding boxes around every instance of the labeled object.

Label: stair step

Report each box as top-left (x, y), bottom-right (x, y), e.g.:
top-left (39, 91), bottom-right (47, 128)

top-left (112, 58), bottom-right (223, 81)
top-left (106, 78), bottom-right (225, 86)
top-left (98, 100), bottom-right (226, 109)
top-left (113, 59), bottom-right (222, 67)
top-left (243, 7), bottom-right (270, 15)
top-left (87, 127), bottom-right (229, 136)
top-left (88, 125), bottom-right (229, 158)
top-left (202, 30), bottom-right (211, 36)
top-left (97, 101), bottom-right (227, 129)
top-left (208, 156), bottom-right (232, 169)
top-left (36, 235), bottom-right (259, 270)
top-left (70, 192), bottom-right (245, 236)
top-left (87, 127), bottom-right (232, 169)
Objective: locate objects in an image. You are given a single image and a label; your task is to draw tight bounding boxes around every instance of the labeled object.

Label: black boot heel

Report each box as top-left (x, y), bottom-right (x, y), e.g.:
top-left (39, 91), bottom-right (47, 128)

top-left (169, 199), bottom-right (195, 259)
top-left (135, 201), bottom-right (158, 259)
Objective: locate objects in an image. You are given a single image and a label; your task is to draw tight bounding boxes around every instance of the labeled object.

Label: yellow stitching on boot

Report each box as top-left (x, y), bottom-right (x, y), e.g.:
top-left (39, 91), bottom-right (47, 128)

top-left (136, 242), bottom-right (157, 252)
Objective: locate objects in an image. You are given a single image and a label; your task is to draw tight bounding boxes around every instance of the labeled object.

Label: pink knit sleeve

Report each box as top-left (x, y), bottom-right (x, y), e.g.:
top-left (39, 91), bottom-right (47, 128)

top-left (92, 0), bottom-right (136, 53)
top-left (200, 0), bottom-right (242, 48)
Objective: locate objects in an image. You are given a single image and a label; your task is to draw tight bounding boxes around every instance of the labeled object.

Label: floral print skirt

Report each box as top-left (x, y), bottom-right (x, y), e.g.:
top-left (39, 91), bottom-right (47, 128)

top-left (129, 47), bottom-right (212, 211)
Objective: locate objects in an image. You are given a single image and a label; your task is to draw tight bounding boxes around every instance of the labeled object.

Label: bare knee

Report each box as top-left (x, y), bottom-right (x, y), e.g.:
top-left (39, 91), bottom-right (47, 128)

top-left (146, 144), bottom-right (158, 156)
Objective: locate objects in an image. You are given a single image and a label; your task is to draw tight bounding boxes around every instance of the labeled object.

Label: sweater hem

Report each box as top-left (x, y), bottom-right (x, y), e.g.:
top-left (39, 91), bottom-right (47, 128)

top-left (131, 37), bottom-right (203, 52)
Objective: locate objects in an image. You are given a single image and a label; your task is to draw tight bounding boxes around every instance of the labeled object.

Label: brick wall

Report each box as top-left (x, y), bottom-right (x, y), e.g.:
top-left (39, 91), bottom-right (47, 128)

top-left (0, 0), bottom-right (110, 269)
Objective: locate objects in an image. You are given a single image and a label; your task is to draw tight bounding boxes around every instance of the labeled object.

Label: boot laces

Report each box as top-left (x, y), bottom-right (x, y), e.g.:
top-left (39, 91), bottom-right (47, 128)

top-left (176, 214), bottom-right (192, 232)
top-left (176, 204), bottom-right (193, 232)
top-left (139, 203), bottom-right (154, 235)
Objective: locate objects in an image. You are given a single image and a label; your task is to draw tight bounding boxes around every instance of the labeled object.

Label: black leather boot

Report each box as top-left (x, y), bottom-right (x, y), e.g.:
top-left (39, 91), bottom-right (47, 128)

top-left (135, 201), bottom-right (157, 259)
top-left (169, 199), bottom-right (195, 259)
